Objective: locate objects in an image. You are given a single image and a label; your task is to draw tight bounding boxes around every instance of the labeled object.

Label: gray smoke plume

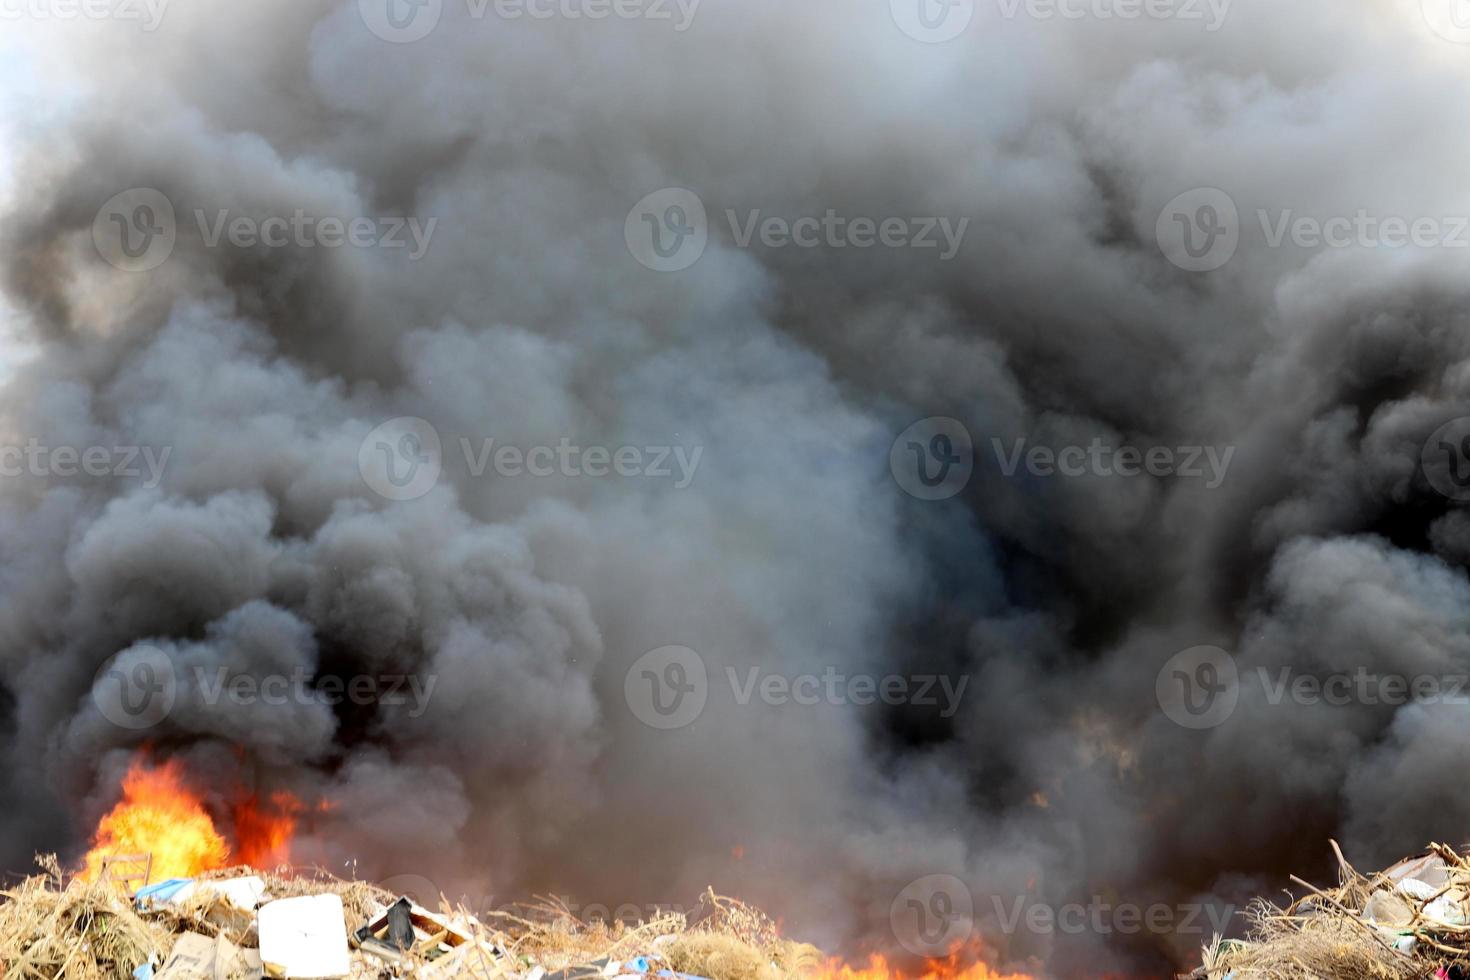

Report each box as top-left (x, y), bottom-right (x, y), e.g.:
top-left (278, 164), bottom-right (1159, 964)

top-left (5, 1), bottom-right (1470, 976)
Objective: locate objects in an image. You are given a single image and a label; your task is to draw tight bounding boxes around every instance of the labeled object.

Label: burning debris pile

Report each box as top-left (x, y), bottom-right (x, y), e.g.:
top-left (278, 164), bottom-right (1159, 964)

top-left (1, 760), bottom-right (1032, 980)
top-left (2, 757), bottom-right (853, 980)
top-left (0, 858), bottom-right (986, 980)
top-left (1195, 843), bottom-right (1470, 980)
top-left (13, 759), bottom-right (1038, 980)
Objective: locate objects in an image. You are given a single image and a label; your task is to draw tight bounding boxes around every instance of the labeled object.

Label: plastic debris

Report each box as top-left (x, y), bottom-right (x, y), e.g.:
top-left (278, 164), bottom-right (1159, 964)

top-left (136, 880), bottom-right (199, 911)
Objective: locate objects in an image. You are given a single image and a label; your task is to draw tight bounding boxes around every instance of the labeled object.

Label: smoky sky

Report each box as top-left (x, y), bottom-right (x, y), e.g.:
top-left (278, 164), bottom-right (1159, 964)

top-left (5, 1), bottom-right (1470, 976)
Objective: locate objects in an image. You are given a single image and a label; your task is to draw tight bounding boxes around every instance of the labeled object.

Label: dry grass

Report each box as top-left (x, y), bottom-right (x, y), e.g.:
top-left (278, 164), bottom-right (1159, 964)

top-left (484, 888), bottom-right (822, 979)
top-left (668, 891), bottom-right (822, 980)
top-left (1202, 907), bottom-right (1423, 979)
top-left (0, 860), bottom-right (817, 980)
top-left (1196, 842), bottom-right (1470, 980)
top-left (0, 856), bottom-right (170, 980)
top-left (484, 894), bottom-right (690, 969)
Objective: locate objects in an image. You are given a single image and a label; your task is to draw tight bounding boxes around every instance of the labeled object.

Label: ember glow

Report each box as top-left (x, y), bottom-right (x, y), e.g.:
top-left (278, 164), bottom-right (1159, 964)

top-left (814, 952), bottom-right (1034, 980)
top-left (82, 758), bottom-right (307, 881)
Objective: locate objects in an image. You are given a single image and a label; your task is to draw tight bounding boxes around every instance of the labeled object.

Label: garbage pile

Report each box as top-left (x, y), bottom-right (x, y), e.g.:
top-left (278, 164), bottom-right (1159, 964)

top-left (1194, 842), bottom-right (1470, 979)
top-left (0, 856), bottom-right (821, 980)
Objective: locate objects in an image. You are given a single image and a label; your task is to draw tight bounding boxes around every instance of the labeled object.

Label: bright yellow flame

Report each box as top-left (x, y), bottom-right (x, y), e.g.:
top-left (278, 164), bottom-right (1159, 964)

top-left (83, 758), bottom-right (230, 881)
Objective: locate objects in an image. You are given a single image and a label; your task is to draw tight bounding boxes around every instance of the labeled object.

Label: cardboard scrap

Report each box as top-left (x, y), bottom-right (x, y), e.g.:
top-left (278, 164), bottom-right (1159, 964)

top-left (259, 894), bottom-right (352, 979)
top-left (155, 932), bottom-right (263, 980)
top-left (416, 940), bottom-right (510, 980)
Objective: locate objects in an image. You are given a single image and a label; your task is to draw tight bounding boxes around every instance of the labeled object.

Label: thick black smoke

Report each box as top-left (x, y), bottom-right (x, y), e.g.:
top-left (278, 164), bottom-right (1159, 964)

top-left (5, 1), bottom-right (1470, 976)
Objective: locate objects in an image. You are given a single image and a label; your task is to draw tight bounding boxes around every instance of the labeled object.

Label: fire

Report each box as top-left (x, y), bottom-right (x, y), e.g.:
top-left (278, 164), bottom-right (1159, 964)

top-left (82, 757), bottom-right (308, 882)
top-left (814, 947), bottom-right (1034, 980)
top-left (233, 790), bottom-right (303, 868)
top-left (82, 759), bottom-right (229, 881)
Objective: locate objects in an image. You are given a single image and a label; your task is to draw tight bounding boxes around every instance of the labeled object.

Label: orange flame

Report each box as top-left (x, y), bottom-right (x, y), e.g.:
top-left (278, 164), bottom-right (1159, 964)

top-left (233, 790), bottom-right (303, 869)
top-left (813, 944), bottom-right (1035, 980)
top-left (82, 757), bottom-right (308, 881)
top-left (82, 759), bottom-right (229, 881)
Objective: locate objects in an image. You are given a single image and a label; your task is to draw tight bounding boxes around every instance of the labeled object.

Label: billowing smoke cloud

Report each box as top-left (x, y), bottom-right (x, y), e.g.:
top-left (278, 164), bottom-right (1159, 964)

top-left (5, 0), bottom-right (1470, 976)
